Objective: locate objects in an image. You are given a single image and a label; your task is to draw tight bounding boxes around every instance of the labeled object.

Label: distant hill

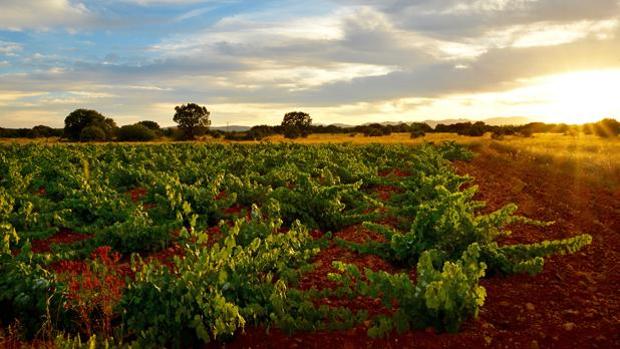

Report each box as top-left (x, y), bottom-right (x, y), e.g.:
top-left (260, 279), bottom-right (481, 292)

top-left (210, 125), bottom-right (252, 132)
top-left (478, 117), bottom-right (532, 126)
top-left (360, 117), bottom-right (533, 128)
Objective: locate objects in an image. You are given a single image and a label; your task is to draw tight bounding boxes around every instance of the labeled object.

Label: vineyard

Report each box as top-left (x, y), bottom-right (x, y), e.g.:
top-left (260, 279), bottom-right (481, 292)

top-left (0, 142), bottom-right (597, 347)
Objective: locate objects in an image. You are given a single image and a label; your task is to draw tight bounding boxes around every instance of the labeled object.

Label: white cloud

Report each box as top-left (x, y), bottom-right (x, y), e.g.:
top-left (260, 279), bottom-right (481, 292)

top-left (0, 0), bottom-right (95, 30)
top-left (487, 19), bottom-right (620, 49)
top-left (0, 41), bottom-right (23, 56)
top-left (1, 0), bottom-right (620, 127)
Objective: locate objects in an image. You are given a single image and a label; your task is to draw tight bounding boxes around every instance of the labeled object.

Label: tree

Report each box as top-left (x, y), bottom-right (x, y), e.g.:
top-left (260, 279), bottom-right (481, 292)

top-left (137, 121), bottom-right (161, 131)
top-left (281, 111), bottom-right (312, 138)
top-left (411, 122), bottom-right (433, 133)
top-left (31, 125), bottom-right (56, 138)
top-left (118, 124), bottom-right (157, 142)
top-left (137, 120), bottom-right (163, 137)
top-left (64, 109), bottom-right (116, 141)
top-left (173, 103), bottom-right (211, 140)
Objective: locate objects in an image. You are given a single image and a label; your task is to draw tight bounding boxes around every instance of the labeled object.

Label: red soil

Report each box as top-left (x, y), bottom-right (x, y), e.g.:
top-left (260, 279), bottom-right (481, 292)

top-left (145, 243), bottom-right (185, 270)
top-left (30, 229), bottom-right (93, 253)
top-left (374, 184), bottom-right (402, 201)
top-left (36, 186), bottom-right (46, 196)
top-left (223, 150), bottom-right (620, 348)
top-left (379, 168), bottom-right (410, 177)
top-left (127, 187), bottom-right (148, 202)
top-left (215, 190), bottom-right (228, 200)
top-left (225, 204), bottom-right (245, 215)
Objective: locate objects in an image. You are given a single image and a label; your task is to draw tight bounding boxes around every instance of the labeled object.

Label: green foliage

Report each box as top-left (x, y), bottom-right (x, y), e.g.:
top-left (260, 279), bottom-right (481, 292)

top-left (0, 246), bottom-right (61, 336)
top-left (80, 126), bottom-right (107, 142)
top-left (481, 234), bottom-right (593, 275)
top-left (117, 124), bottom-right (157, 142)
top-left (122, 214), bottom-right (318, 347)
top-left (64, 109), bottom-right (116, 141)
top-left (270, 171), bottom-right (380, 231)
top-left (437, 141), bottom-right (474, 161)
top-left (329, 243), bottom-right (487, 335)
top-left (0, 141), bottom-right (595, 345)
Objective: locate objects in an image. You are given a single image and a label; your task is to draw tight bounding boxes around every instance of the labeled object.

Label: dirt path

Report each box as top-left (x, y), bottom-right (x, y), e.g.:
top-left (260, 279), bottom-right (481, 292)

top-left (223, 149), bottom-right (620, 348)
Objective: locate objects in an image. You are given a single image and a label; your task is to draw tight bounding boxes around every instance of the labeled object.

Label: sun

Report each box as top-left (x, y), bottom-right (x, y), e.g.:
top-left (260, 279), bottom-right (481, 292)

top-left (522, 69), bottom-right (620, 124)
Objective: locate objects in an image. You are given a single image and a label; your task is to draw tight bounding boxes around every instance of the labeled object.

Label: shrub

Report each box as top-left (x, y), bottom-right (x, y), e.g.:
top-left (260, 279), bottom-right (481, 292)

top-left (136, 121), bottom-right (161, 132)
top-left (80, 126), bottom-right (107, 142)
top-left (491, 132), bottom-right (504, 140)
top-left (283, 127), bottom-right (303, 139)
top-left (410, 130), bottom-right (425, 138)
top-left (592, 118), bottom-right (620, 138)
top-left (117, 124), bottom-right (157, 142)
top-left (411, 122), bottom-right (433, 133)
top-left (64, 109), bottom-right (116, 141)
top-left (364, 128), bottom-right (384, 137)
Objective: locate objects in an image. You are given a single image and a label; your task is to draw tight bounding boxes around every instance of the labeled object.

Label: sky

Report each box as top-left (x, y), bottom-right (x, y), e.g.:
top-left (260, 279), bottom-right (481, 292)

top-left (1, 0), bottom-right (620, 128)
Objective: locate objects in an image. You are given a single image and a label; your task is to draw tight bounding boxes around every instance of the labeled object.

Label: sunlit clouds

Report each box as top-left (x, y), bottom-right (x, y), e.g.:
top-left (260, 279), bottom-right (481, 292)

top-left (1, 0), bottom-right (619, 127)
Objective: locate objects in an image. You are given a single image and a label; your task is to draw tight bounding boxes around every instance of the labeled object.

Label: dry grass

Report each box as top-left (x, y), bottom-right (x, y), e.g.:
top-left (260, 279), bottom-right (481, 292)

top-left (484, 133), bottom-right (620, 186)
top-left (217, 132), bottom-right (620, 187)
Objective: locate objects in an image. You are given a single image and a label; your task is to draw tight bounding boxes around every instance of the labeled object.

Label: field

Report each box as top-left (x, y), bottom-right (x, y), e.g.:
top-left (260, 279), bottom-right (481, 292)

top-left (6, 131), bottom-right (620, 184)
top-left (1, 135), bottom-right (618, 348)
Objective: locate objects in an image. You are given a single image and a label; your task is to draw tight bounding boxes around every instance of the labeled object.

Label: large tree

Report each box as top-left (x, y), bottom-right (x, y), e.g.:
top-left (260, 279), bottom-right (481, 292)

top-left (281, 111), bottom-right (312, 138)
top-left (64, 109), bottom-right (117, 141)
top-left (173, 103), bottom-right (211, 140)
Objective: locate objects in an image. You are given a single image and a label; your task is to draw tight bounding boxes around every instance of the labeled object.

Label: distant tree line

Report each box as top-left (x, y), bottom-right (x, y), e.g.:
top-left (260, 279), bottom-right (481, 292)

top-left (1, 104), bottom-right (618, 141)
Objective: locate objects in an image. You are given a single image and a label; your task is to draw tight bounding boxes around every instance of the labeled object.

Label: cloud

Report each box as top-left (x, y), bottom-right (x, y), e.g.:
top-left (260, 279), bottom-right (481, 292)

top-left (1, 0), bottom-right (620, 127)
top-left (0, 0), bottom-right (97, 30)
top-left (0, 41), bottom-right (23, 56)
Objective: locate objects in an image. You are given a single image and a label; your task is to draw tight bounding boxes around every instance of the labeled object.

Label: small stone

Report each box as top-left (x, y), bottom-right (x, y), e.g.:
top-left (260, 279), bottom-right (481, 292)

top-left (525, 303), bottom-right (535, 311)
top-left (499, 301), bottom-right (511, 307)
top-left (481, 322), bottom-right (495, 330)
top-left (484, 336), bottom-right (492, 345)
top-left (563, 309), bottom-right (579, 316)
top-left (563, 322), bottom-right (576, 331)
top-left (530, 340), bottom-right (540, 349)
top-left (595, 335), bottom-right (607, 342)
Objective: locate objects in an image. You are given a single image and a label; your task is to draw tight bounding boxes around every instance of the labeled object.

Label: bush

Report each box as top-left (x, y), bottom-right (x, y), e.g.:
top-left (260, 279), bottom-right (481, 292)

top-left (364, 128), bottom-right (384, 137)
top-left (117, 124), bottom-right (157, 142)
top-left (491, 132), bottom-right (504, 140)
top-left (31, 125), bottom-right (57, 138)
top-left (64, 109), bottom-right (117, 141)
top-left (283, 127), bottom-right (303, 139)
top-left (136, 121), bottom-right (161, 131)
top-left (80, 126), bottom-right (107, 142)
top-left (411, 122), bottom-right (433, 133)
top-left (592, 118), bottom-right (620, 138)
top-left (410, 130), bottom-right (425, 138)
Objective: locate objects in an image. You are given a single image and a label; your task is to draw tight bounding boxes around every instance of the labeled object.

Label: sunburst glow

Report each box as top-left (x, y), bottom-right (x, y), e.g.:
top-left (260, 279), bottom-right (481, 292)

top-left (515, 69), bottom-right (620, 124)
